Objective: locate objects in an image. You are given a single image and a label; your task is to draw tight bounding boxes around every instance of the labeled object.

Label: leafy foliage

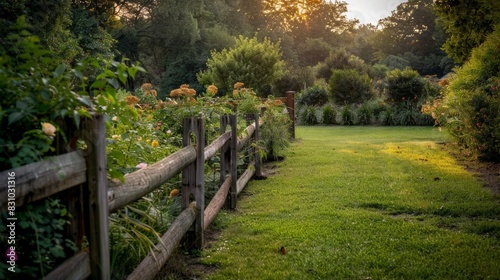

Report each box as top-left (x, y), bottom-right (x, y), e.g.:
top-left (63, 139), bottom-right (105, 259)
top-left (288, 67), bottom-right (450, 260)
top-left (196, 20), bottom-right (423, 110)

top-left (0, 23), bottom-right (85, 169)
top-left (0, 199), bottom-right (77, 279)
top-left (434, 0), bottom-right (500, 63)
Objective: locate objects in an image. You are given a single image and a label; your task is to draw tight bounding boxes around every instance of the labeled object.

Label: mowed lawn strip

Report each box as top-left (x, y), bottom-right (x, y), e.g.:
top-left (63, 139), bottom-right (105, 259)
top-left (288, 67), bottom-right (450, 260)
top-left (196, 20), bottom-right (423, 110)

top-left (201, 126), bottom-right (500, 279)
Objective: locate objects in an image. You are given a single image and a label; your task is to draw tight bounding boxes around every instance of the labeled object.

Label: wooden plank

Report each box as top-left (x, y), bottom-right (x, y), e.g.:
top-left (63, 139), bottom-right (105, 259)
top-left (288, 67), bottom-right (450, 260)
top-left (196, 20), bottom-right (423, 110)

top-left (126, 204), bottom-right (196, 280)
top-left (237, 165), bottom-right (255, 195)
top-left (194, 118), bottom-right (205, 249)
top-left (43, 251), bottom-right (91, 280)
top-left (108, 146), bottom-right (196, 212)
top-left (82, 115), bottom-right (110, 280)
top-left (0, 151), bottom-right (86, 210)
top-left (204, 176), bottom-right (231, 231)
top-left (229, 115), bottom-right (238, 209)
top-left (204, 131), bottom-right (231, 161)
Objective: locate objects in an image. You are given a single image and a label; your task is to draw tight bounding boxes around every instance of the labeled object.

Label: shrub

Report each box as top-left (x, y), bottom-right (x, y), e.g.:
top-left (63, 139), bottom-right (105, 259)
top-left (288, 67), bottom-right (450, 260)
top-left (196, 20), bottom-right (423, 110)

top-left (386, 68), bottom-right (427, 104)
top-left (197, 35), bottom-right (285, 95)
top-left (397, 101), bottom-right (419, 126)
top-left (329, 69), bottom-right (373, 105)
top-left (339, 105), bottom-right (355, 125)
top-left (380, 106), bottom-right (398, 126)
top-left (298, 85), bottom-right (329, 107)
top-left (357, 103), bottom-right (373, 125)
top-left (259, 104), bottom-right (291, 160)
top-left (300, 106), bottom-right (319, 125)
top-left (321, 104), bottom-right (336, 125)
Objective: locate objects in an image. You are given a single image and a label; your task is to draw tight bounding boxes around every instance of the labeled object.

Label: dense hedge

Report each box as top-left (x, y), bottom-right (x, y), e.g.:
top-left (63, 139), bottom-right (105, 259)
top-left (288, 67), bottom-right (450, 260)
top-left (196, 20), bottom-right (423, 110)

top-left (440, 26), bottom-right (500, 161)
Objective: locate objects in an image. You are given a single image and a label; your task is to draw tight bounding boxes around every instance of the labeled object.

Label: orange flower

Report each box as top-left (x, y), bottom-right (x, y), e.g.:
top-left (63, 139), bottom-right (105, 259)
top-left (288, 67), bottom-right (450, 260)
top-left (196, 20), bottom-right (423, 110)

top-left (207, 85), bottom-right (218, 96)
top-left (171, 84), bottom-right (196, 98)
top-left (141, 83), bottom-right (154, 92)
top-left (170, 89), bottom-right (182, 98)
top-left (125, 95), bottom-right (140, 106)
top-left (234, 82), bottom-right (244, 89)
top-left (169, 189), bottom-right (180, 199)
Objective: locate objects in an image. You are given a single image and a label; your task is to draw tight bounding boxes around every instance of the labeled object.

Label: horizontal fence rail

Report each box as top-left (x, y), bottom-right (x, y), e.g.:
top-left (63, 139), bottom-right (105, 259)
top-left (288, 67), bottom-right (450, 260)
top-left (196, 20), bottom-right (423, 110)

top-left (0, 151), bottom-right (86, 210)
top-left (1, 103), bottom-right (288, 280)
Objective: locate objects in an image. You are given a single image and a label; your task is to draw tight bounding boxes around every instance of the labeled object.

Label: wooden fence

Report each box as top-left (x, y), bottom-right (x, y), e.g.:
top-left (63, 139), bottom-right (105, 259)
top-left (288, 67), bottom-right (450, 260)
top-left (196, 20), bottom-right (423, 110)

top-left (0, 93), bottom-right (295, 280)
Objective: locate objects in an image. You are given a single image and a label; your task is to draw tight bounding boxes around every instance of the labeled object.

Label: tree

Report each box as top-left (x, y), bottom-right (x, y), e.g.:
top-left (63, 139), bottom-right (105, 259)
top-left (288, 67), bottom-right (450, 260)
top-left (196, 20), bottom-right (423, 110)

top-left (0, 0), bottom-right (81, 63)
top-left (261, 0), bottom-right (323, 32)
top-left (433, 0), bottom-right (500, 63)
top-left (371, 0), bottom-right (450, 75)
top-left (197, 35), bottom-right (285, 95)
top-left (316, 48), bottom-right (371, 81)
top-left (374, 0), bottom-right (438, 56)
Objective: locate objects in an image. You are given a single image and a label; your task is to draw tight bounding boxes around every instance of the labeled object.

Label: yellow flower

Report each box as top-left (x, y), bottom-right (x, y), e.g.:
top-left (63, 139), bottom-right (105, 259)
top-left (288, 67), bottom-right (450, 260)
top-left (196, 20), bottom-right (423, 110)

top-left (41, 122), bottom-right (56, 137)
top-left (112, 135), bottom-right (121, 140)
top-left (151, 140), bottom-right (159, 148)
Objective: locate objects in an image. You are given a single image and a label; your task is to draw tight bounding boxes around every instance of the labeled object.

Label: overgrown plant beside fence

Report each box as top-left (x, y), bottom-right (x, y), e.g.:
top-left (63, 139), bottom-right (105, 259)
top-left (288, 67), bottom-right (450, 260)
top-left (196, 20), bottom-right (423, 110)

top-left (0, 92), bottom-right (295, 279)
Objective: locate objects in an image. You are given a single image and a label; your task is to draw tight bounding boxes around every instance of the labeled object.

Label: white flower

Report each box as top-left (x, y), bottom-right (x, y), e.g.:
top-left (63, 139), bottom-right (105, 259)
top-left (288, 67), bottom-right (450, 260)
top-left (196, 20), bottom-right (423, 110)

top-left (136, 162), bottom-right (148, 169)
top-left (112, 116), bottom-right (118, 121)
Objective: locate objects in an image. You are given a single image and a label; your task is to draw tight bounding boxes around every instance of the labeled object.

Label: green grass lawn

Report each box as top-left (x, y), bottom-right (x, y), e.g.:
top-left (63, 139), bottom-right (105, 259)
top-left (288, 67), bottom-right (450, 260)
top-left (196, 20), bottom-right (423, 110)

top-left (200, 126), bottom-right (500, 279)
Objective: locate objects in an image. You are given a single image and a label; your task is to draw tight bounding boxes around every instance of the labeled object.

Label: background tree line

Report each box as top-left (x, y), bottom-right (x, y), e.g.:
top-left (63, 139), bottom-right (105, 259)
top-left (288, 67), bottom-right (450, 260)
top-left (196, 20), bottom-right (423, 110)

top-left (0, 0), bottom-right (474, 98)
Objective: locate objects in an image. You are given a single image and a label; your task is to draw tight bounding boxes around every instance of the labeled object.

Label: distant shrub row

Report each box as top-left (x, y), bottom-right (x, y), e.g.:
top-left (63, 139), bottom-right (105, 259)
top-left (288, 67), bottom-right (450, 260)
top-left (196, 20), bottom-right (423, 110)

top-left (299, 101), bottom-right (434, 126)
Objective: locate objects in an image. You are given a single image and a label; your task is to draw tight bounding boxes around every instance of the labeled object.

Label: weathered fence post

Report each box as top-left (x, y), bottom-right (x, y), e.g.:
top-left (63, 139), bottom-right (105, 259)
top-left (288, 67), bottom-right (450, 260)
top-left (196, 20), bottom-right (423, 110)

top-left (81, 114), bottom-right (110, 280)
top-left (220, 115), bottom-right (238, 209)
top-left (286, 91), bottom-right (296, 139)
top-left (182, 118), bottom-right (205, 249)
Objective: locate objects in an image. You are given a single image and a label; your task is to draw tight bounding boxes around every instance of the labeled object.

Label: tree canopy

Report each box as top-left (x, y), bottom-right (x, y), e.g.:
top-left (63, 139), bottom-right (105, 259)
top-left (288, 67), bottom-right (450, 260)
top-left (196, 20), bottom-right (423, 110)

top-left (433, 0), bottom-right (500, 63)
